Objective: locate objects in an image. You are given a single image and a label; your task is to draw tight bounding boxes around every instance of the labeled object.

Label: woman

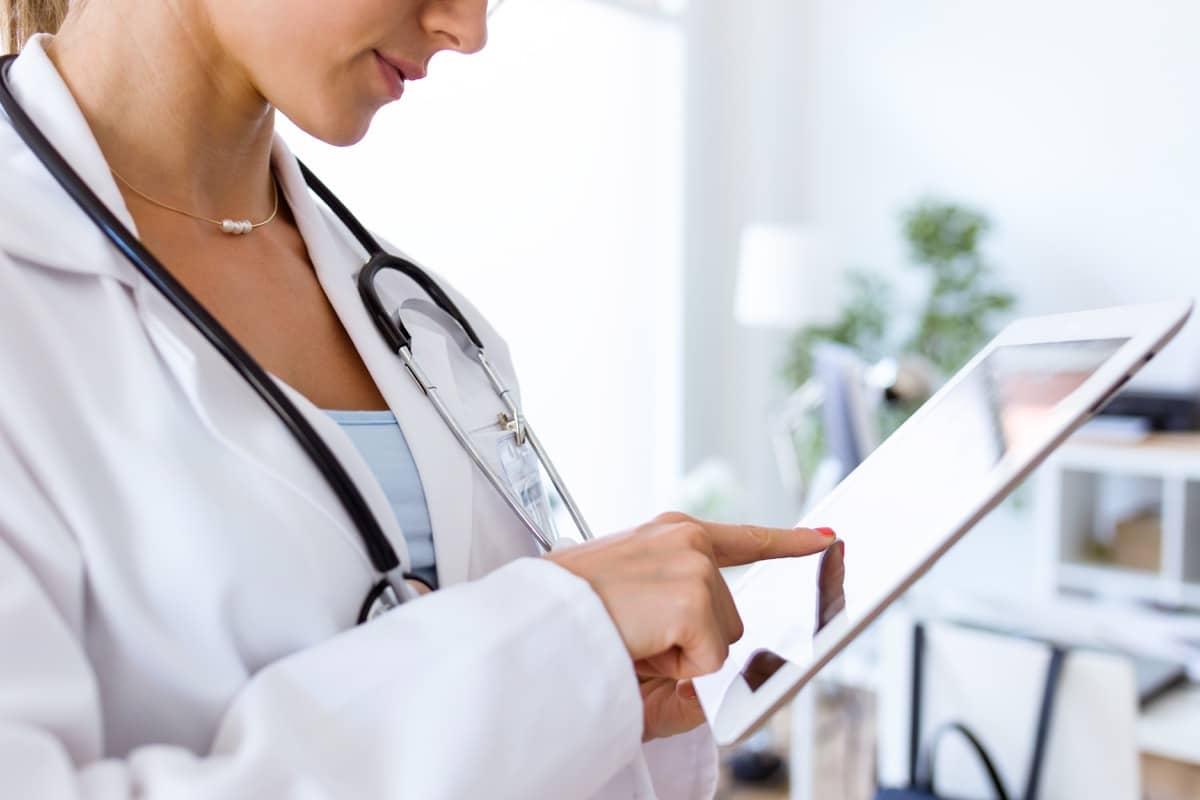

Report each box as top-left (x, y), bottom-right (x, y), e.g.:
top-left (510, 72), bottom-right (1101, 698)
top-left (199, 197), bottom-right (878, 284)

top-left (0, 1), bottom-right (836, 797)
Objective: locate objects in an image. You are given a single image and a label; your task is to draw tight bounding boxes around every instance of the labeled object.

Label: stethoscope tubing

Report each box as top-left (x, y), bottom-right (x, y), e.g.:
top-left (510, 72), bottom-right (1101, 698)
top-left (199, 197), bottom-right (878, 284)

top-left (300, 163), bottom-right (487, 352)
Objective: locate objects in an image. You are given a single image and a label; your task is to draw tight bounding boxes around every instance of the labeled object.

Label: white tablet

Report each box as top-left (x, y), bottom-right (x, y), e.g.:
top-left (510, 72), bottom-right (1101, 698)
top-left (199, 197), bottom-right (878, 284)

top-left (694, 300), bottom-right (1194, 745)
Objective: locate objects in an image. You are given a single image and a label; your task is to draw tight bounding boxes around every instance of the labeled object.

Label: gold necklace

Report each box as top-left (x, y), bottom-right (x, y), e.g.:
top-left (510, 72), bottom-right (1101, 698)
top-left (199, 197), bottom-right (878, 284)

top-left (109, 166), bottom-right (280, 235)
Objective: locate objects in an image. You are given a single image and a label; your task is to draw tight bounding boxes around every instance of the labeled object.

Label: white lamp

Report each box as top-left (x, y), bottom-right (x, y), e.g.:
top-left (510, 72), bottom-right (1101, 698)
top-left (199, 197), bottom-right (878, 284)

top-left (732, 223), bottom-right (845, 504)
top-left (734, 223), bottom-right (838, 330)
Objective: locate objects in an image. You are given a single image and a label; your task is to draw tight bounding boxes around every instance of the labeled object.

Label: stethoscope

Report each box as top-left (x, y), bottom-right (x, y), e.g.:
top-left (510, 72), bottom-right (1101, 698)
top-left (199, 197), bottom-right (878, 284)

top-left (0, 55), bottom-right (593, 624)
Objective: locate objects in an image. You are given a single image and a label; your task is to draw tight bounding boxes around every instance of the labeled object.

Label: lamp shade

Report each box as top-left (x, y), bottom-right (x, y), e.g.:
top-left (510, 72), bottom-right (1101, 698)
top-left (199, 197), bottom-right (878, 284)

top-left (734, 223), bottom-right (837, 329)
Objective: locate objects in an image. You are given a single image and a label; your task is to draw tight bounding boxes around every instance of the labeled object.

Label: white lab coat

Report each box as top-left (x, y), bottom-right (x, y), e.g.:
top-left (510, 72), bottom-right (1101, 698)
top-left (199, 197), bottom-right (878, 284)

top-left (0, 36), bottom-right (718, 799)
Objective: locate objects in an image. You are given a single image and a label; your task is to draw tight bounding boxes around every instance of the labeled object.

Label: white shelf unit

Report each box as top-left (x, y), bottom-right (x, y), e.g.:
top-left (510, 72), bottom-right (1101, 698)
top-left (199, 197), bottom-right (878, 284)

top-left (1037, 433), bottom-right (1200, 610)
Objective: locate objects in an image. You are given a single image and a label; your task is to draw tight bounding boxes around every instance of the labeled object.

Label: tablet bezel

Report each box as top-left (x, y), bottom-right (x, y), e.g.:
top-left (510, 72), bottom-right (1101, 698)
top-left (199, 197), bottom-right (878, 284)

top-left (698, 300), bottom-right (1194, 745)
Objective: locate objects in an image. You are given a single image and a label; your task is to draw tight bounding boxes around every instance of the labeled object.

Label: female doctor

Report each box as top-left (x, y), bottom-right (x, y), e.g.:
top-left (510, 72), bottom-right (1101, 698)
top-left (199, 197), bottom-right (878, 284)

top-left (0, 1), bottom-right (836, 797)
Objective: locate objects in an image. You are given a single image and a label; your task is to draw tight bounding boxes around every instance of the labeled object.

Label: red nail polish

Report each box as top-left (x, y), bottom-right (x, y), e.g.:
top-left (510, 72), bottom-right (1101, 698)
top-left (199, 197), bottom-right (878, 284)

top-left (816, 527), bottom-right (837, 538)
top-left (837, 540), bottom-right (845, 556)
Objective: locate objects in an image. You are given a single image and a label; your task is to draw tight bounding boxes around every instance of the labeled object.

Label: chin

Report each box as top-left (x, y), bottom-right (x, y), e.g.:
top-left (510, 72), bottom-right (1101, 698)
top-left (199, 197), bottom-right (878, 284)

top-left (281, 101), bottom-right (377, 148)
top-left (320, 120), bottom-right (374, 147)
top-left (308, 115), bottom-right (374, 147)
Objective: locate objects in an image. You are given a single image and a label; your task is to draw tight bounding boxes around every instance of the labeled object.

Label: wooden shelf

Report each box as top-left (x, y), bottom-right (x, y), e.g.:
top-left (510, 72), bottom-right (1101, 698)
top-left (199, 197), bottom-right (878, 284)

top-left (1053, 433), bottom-right (1200, 477)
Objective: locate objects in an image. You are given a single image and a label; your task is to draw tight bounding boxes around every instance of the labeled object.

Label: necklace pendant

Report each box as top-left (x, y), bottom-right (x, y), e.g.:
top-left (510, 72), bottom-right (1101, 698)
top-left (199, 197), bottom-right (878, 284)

top-left (221, 219), bottom-right (252, 235)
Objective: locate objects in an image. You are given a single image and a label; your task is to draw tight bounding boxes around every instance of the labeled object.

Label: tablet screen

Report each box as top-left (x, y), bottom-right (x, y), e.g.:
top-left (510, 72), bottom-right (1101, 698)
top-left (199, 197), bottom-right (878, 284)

top-left (708, 338), bottom-right (1129, 709)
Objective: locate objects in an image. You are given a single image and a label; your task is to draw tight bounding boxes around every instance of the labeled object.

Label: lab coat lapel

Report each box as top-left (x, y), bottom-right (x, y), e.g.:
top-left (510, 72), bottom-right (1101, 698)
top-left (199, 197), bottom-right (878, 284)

top-left (273, 146), bottom-right (476, 587)
top-left (130, 277), bottom-right (408, 572)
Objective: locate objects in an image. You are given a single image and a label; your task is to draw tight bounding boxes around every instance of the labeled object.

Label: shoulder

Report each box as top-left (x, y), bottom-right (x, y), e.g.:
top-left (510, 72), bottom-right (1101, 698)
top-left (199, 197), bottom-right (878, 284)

top-left (0, 38), bottom-right (139, 283)
top-left (0, 65), bottom-right (64, 250)
top-left (0, 114), bottom-right (64, 256)
top-left (0, 113), bottom-right (123, 283)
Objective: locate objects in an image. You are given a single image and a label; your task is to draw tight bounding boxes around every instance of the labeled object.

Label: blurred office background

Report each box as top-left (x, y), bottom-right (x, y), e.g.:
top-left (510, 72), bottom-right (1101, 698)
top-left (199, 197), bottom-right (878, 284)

top-left (283, 0), bottom-right (1200, 796)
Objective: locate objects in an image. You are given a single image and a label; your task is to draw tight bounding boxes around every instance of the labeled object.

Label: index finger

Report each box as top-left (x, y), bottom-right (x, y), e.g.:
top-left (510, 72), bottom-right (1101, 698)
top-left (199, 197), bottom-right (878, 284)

top-left (705, 522), bottom-right (836, 567)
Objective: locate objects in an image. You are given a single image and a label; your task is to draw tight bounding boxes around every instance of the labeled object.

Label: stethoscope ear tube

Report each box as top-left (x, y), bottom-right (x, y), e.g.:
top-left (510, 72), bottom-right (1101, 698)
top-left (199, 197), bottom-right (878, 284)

top-left (359, 253), bottom-right (413, 352)
top-left (298, 160), bottom-right (488, 352)
top-left (0, 55), bottom-right (405, 586)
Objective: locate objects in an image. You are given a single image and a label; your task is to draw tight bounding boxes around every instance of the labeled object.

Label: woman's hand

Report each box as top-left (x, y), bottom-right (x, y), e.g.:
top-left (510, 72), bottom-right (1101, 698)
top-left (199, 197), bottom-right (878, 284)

top-left (639, 677), bottom-right (704, 741)
top-left (546, 512), bottom-right (835, 689)
top-left (548, 512), bottom-right (834, 740)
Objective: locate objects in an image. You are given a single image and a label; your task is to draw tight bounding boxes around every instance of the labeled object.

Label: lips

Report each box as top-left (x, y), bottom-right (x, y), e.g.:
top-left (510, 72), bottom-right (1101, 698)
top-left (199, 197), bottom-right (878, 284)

top-left (375, 51), bottom-right (426, 82)
top-left (373, 50), bottom-right (426, 101)
top-left (374, 52), bottom-right (406, 100)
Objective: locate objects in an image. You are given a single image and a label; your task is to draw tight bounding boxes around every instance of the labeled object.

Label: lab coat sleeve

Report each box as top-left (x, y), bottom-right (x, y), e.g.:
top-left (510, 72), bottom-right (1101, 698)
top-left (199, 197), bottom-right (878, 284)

top-left (641, 725), bottom-right (720, 799)
top-left (413, 259), bottom-right (726, 798)
top-left (0, 442), bottom-right (644, 798)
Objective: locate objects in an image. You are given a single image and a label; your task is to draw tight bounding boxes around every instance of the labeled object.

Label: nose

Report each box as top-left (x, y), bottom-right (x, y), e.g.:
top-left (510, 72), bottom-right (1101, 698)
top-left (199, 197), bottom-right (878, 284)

top-left (422, 0), bottom-right (489, 55)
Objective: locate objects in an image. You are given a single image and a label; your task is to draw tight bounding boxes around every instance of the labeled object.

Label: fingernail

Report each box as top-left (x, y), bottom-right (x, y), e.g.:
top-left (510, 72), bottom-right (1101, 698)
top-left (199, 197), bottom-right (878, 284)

top-left (678, 681), bottom-right (697, 700)
top-left (815, 527), bottom-right (837, 538)
top-left (837, 540), bottom-right (845, 556)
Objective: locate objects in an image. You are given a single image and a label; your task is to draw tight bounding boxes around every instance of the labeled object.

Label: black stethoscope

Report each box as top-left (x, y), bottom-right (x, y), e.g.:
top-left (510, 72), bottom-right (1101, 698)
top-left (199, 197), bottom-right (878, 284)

top-left (0, 54), bottom-right (592, 624)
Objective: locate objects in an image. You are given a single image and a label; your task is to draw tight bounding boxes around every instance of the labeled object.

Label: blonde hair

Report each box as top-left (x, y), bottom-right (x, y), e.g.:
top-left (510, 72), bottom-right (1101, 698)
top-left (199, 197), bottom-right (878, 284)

top-left (2, 0), bottom-right (68, 55)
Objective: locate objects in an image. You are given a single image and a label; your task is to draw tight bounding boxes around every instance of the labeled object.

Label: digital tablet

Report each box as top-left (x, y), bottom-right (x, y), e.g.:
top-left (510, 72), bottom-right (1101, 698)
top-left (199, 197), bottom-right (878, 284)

top-left (694, 301), bottom-right (1194, 745)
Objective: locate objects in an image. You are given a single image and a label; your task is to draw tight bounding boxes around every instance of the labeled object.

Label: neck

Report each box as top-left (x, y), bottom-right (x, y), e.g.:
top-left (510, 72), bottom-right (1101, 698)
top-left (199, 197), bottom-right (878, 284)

top-left (46, 0), bottom-right (276, 218)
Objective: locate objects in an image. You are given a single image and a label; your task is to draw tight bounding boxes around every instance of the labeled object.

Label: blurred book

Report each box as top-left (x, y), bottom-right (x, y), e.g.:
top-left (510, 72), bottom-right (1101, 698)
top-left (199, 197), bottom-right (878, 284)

top-left (1113, 512), bottom-right (1161, 573)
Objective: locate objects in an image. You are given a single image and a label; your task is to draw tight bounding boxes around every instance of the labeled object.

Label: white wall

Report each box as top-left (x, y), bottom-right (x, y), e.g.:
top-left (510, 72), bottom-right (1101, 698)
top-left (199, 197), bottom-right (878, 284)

top-left (681, 0), bottom-right (1200, 529)
top-left (801, 0), bottom-right (1200, 390)
top-left (682, 0), bottom-right (819, 527)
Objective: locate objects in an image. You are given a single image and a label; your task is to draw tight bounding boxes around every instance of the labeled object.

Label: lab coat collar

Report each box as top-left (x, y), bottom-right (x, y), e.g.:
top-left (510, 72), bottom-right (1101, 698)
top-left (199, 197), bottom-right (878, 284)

top-left (0, 34), bottom-right (141, 285)
top-left (273, 148), bottom-right (477, 586)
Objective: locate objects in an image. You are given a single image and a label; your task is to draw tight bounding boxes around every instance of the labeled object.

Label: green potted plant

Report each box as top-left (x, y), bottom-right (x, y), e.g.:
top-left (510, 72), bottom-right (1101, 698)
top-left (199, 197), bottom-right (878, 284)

top-left (782, 200), bottom-right (1017, 482)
